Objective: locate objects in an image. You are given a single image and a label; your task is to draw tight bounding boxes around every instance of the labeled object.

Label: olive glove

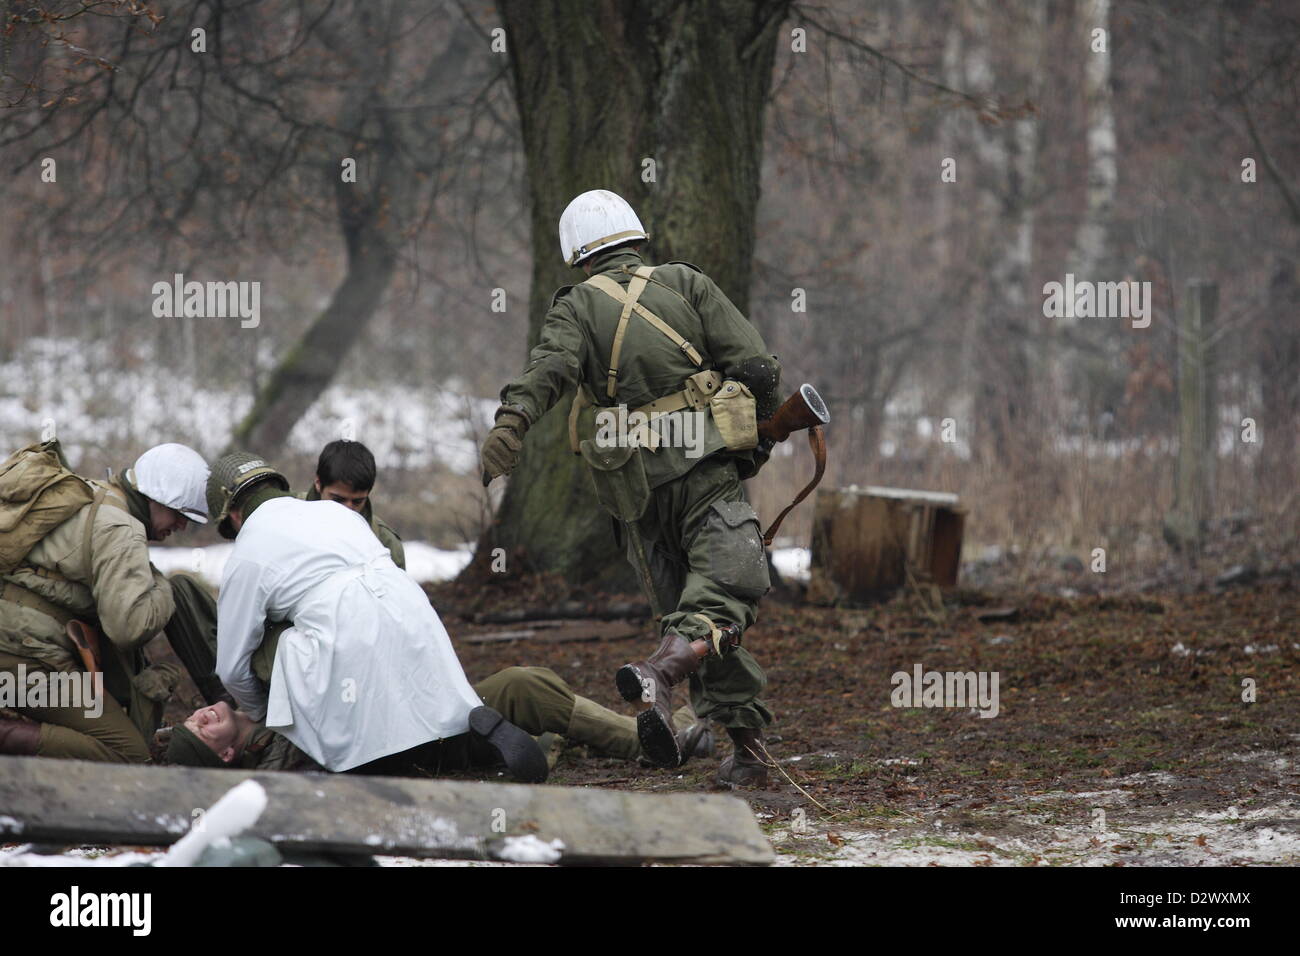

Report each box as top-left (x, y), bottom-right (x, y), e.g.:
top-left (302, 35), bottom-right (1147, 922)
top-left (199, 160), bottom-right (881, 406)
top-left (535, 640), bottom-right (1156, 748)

top-left (480, 407), bottom-right (530, 485)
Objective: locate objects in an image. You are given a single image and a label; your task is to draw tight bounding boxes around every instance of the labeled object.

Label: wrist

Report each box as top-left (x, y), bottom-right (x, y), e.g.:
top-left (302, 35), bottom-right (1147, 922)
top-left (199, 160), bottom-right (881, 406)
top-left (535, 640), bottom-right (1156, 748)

top-left (494, 405), bottom-right (531, 433)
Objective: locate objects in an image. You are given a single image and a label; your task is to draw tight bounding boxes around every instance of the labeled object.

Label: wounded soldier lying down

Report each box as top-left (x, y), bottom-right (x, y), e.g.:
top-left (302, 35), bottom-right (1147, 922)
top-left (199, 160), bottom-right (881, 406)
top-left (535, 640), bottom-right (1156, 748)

top-left (166, 665), bottom-right (714, 774)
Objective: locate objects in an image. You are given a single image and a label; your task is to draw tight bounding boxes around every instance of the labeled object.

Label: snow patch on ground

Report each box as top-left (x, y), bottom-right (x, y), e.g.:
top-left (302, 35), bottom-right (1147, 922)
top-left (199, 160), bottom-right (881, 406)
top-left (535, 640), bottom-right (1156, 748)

top-left (494, 835), bottom-right (565, 864)
top-left (771, 547), bottom-right (810, 583)
top-left (0, 336), bottom-right (495, 474)
top-left (0, 845), bottom-right (164, 867)
top-left (769, 758), bottom-right (1300, 866)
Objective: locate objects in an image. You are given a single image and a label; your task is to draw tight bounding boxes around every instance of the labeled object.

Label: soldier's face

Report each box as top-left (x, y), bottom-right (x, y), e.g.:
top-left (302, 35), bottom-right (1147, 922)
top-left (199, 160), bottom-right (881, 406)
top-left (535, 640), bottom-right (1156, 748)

top-left (147, 500), bottom-right (189, 542)
top-left (184, 701), bottom-right (238, 761)
top-left (316, 479), bottom-right (369, 514)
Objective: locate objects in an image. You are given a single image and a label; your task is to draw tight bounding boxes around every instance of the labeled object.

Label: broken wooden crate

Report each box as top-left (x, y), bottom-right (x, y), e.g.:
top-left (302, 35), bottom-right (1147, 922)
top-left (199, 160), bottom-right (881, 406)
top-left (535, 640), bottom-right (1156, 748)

top-left (808, 485), bottom-right (965, 602)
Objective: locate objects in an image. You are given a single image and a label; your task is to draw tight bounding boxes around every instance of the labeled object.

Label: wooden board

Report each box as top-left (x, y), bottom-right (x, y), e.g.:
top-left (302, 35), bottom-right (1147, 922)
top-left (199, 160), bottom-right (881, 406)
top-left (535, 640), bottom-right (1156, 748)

top-left (461, 619), bottom-right (645, 644)
top-left (0, 756), bottom-right (773, 866)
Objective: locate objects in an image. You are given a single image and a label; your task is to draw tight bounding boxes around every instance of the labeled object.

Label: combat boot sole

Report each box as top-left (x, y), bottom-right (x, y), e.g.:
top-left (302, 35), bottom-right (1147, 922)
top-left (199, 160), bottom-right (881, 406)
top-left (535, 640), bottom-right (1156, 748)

top-left (468, 706), bottom-right (549, 784)
top-left (636, 708), bottom-right (683, 768)
top-left (616, 662), bottom-right (651, 703)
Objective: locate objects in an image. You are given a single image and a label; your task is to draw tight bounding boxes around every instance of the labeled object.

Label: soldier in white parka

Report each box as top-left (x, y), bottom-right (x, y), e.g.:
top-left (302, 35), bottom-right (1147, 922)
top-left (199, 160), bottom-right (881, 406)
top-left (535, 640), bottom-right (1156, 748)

top-left (202, 452), bottom-right (546, 780)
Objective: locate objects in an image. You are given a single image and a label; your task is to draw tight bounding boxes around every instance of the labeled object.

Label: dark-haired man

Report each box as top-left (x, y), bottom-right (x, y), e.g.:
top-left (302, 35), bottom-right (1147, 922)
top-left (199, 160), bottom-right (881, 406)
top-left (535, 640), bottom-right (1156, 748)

top-left (304, 439), bottom-right (404, 569)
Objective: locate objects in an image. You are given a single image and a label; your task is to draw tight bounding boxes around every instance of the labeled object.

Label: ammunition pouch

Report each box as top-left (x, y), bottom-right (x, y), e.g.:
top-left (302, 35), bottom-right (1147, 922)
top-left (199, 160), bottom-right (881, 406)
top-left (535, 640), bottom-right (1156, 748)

top-left (580, 439), bottom-right (650, 522)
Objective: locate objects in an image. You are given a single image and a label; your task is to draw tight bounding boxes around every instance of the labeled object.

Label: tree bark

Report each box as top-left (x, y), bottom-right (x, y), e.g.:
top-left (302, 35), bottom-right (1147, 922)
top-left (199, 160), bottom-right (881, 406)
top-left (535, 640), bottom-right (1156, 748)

top-left (485, 0), bottom-right (789, 586)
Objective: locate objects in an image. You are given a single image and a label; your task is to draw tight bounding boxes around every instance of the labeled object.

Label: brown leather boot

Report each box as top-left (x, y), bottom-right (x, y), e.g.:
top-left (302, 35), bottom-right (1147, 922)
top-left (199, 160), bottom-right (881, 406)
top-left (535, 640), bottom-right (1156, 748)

top-left (672, 705), bottom-right (716, 762)
top-left (716, 727), bottom-right (768, 788)
top-left (0, 716), bottom-right (41, 756)
top-left (616, 630), bottom-right (702, 768)
top-left (638, 717), bottom-right (715, 768)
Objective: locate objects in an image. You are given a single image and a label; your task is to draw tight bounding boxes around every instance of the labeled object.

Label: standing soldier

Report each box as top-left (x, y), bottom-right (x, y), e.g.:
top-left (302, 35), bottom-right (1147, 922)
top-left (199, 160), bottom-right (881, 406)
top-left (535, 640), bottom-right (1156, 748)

top-left (480, 189), bottom-right (782, 787)
top-left (0, 441), bottom-right (210, 762)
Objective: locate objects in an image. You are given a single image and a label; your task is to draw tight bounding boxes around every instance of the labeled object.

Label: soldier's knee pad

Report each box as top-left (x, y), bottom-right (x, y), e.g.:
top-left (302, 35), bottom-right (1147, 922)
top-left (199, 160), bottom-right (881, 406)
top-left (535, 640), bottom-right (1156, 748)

top-left (691, 500), bottom-right (771, 601)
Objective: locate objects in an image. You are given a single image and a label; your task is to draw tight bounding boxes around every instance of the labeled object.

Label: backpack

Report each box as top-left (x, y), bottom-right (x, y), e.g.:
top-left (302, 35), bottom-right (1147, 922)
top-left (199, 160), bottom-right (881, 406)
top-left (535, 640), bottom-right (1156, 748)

top-left (0, 440), bottom-right (95, 573)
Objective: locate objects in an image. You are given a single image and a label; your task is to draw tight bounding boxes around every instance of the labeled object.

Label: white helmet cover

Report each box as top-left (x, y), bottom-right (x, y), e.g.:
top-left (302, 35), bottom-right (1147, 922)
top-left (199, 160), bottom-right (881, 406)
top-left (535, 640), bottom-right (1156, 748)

top-left (131, 443), bottom-right (211, 524)
top-left (558, 189), bottom-right (647, 266)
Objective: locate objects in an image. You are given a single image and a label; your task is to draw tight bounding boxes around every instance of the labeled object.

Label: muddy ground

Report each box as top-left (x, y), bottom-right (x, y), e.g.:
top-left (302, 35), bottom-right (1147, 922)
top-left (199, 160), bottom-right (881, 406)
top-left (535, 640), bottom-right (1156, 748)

top-left (4, 567), bottom-right (1294, 867)
top-left (436, 570), bottom-right (1299, 866)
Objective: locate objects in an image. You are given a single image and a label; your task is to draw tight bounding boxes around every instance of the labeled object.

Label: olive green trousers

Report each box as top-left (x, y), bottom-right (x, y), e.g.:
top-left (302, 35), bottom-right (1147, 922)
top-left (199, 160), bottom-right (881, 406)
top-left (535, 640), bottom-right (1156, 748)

top-left (0, 645), bottom-right (161, 763)
top-left (628, 456), bottom-right (772, 729)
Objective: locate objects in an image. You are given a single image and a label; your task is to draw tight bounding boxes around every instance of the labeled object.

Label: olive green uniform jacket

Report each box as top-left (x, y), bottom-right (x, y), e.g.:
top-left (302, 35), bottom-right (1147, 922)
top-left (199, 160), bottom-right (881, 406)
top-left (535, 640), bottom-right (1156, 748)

top-left (500, 248), bottom-right (776, 488)
top-left (0, 473), bottom-right (179, 761)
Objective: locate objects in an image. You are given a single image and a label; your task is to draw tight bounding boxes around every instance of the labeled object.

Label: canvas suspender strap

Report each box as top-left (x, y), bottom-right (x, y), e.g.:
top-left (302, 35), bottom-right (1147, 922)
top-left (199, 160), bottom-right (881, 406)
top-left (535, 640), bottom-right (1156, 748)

top-left (77, 484), bottom-right (129, 577)
top-left (608, 269), bottom-right (650, 400)
top-left (585, 267), bottom-right (706, 400)
top-left (604, 267), bottom-right (651, 398)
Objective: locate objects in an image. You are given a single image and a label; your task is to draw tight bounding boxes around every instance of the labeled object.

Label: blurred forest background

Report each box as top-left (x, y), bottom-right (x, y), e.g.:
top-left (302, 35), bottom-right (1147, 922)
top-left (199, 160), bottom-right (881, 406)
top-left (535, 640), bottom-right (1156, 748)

top-left (1, 0), bottom-right (1296, 588)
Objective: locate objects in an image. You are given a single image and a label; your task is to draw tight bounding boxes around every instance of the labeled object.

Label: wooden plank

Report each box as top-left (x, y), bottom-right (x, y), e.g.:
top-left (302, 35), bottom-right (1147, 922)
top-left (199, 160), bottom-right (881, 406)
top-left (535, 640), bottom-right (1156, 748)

top-left (461, 619), bottom-right (644, 644)
top-left (468, 601), bottom-right (650, 624)
top-left (0, 756), bottom-right (773, 866)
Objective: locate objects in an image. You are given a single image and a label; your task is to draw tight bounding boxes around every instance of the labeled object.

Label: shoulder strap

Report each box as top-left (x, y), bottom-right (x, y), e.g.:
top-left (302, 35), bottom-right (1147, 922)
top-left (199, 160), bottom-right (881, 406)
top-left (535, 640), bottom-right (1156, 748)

top-left (762, 426), bottom-right (827, 547)
top-left (584, 266), bottom-right (705, 399)
top-left (586, 268), bottom-right (651, 399)
top-left (80, 485), bottom-right (128, 574)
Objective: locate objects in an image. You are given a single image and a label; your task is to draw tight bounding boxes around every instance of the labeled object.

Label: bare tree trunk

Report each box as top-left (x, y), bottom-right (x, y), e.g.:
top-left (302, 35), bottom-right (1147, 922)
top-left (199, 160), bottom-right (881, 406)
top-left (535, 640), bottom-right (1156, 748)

top-left (483, 0), bottom-right (789, 586)
top-left (229, 193), bottom-right (397, 452)
top-left (229, 118), bottom-right (403, 453)
top-left (957, 0), bottom-right (1046, 459)
top-left (1067, 0), bottom-right (1117, 279)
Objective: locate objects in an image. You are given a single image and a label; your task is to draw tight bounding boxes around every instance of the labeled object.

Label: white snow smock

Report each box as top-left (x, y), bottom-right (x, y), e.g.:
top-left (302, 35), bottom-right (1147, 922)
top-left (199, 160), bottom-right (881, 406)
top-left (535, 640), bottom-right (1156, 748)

top-left (215, 496), bottom-right (481, 771)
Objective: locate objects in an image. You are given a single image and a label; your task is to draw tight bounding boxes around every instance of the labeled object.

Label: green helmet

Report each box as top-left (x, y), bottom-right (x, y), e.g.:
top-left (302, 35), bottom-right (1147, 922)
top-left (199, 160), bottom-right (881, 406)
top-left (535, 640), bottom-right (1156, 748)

top-left (207, 452), bottom-right (289, 539)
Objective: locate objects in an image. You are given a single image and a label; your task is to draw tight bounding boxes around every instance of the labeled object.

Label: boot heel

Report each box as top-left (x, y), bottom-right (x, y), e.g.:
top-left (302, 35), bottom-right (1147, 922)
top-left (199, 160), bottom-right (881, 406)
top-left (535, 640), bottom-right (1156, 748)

top-left (615, 664), bottom-right (645, 702)
top-left (467, 706), bottom-right (548, 784)
top-left (636, 709), bottom-right (683, 768)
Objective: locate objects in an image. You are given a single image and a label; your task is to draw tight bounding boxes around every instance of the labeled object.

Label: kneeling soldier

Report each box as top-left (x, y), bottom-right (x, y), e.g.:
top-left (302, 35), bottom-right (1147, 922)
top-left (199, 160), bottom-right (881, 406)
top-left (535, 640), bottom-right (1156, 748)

top-left (0, 441), bottom-right (209, 762)
top-left (202, 451), bottom-right (547, 780)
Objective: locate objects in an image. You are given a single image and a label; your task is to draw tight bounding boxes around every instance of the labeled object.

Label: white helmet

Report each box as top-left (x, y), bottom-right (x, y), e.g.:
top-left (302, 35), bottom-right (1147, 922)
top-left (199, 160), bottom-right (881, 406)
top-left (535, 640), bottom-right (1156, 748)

top-left (558, 189), bottom-right (647, 267)
top-left (130, 443), bottom-right (210, 524)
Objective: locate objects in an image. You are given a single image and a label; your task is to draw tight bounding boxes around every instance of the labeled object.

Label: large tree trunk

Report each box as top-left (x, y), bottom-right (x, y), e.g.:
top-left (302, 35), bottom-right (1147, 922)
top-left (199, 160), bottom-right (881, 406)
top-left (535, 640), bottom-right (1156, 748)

top-left (485, 0), bottom-right (789, 587)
